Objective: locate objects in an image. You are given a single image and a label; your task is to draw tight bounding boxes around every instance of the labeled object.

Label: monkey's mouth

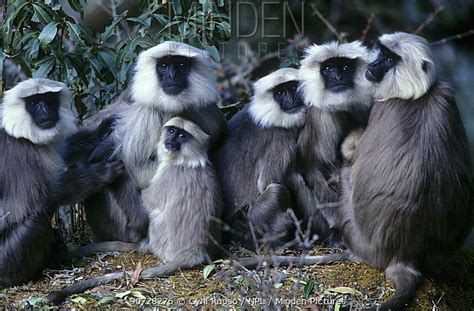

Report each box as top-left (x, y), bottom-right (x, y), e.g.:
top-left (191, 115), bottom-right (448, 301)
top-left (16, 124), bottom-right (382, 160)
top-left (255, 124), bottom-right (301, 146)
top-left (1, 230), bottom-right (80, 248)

top-left (365, 70), bottom-right (382, 83)
top-left (37, 121), bottom-right (57, 129)
top-left (284, 106), bottom-right (304, 114)
top-left (165, 143), bottom-right (180, 152)
top-left (330, 85), bottom-right (352, 93)
top-left (162, 86), bottom-right (185, 95)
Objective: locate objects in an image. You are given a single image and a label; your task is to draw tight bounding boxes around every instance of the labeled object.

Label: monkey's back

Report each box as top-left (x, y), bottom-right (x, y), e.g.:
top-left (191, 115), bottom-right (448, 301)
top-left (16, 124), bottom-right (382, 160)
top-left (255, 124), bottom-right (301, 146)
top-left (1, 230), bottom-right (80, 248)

top-left (214, 108), bottom-right (299, 221)
top-left (143, 163), bottom-right (222, 266)
top-left (346, 81), bottom-right (472, 269)
top-left (0, 129), bottom-right (61, 286)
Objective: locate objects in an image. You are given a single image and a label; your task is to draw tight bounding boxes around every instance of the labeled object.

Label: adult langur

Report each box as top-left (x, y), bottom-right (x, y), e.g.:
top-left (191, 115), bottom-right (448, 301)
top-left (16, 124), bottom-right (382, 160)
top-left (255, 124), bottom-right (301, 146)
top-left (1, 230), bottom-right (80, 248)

top-left (215, 68), bottom-right (306, 250)
top-left (292, 40), bottom-right (374, 247)
top-left (63, 41), bottom-right (227, 247)
top-left (328, 32), bottom-right (473, 310)
top-left (0, 79), bottom-right (123, 287)
top-left (48, 117), bottom-right (222, 303)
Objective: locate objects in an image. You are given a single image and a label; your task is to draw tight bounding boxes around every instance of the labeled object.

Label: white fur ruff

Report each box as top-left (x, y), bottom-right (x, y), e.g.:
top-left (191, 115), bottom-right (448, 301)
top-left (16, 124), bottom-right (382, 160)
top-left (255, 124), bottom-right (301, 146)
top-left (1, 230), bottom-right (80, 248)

top-left (375, 32), bottom-right (436, 101)
top-left (1, 79), bottom-right (76, 144)
top-left (299, 40), bottom-right (375, 111)
top-left (250, 68), bottom-right (306, 129)
top-left (131, 41), bottom-right (218, 111)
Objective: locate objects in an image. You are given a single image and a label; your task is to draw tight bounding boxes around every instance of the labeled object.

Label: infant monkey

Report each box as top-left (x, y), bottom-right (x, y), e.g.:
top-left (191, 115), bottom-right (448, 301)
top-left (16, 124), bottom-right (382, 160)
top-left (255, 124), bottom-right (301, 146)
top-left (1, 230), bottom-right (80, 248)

top-left (141, 117), bottom-right (223, 266)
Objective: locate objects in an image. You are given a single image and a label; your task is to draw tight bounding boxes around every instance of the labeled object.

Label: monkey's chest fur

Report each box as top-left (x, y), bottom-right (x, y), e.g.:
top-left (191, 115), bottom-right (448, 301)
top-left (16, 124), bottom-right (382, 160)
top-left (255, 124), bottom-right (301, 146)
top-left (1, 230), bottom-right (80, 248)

top-left (343, 82), bottom-right (472, 269)
top-left (142, 163), bottom-right (222, 266)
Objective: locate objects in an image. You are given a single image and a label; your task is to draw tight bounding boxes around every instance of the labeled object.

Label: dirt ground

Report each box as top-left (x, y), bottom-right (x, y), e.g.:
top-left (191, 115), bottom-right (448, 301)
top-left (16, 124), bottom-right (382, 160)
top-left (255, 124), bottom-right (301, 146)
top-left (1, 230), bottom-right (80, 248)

top-left (1, 246), bottom-right (473, 310)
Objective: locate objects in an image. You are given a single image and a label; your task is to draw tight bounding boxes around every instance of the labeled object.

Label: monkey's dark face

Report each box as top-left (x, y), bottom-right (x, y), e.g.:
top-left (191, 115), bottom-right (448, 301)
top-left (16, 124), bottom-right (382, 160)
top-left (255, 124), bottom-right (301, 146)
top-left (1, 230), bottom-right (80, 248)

top-left (320, 57), bottom-right (357, 93)
top-left (24, 92), bottom-right (60, 129)
top-left (272, 81), bottom-right (304, 114)
top-left (164, 126), bottom-right (192, 152)
top-left (366, 43), bottom-right (401, 83)
top-left (156, 56), bottom-right (194, 95)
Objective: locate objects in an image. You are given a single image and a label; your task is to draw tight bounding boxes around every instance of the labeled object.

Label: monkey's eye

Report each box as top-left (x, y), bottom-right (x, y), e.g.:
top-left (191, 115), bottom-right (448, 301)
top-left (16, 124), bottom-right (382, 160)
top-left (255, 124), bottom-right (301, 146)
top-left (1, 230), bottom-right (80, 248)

top-left (323, 66), bottom-right (331, 72)
top-left (342, 65), bottom-right (349, 71)
top-left (276, 91), bottom-right (283, 97)
top-left (385, 57), bottom-right (394, 65)
top-left (179, 63), bottom-right (186, 67)
top-left (178, 133), bottom-right (186, 139)
top-left (168, 128), bottom-right (175, 134)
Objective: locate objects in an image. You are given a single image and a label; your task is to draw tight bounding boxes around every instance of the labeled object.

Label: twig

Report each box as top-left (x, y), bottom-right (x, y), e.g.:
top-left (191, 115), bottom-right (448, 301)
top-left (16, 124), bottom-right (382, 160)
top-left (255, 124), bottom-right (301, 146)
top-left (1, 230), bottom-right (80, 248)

top-left (0, 212), bottom-right (10, 221)
top-left (309, 3), bottom-right (344, 41)
top-left (360, 13), bottom-right (374, 41)
top-left (431, 29), bottom-right (474, 45)
top-left (413, 5), bottom-right (444, 35)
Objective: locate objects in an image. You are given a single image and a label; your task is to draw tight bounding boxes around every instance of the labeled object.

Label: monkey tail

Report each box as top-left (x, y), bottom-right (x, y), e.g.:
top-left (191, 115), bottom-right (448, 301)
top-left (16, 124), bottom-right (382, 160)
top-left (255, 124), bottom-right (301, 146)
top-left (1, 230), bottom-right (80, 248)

top-left (235, 251), bottom-right (352, 269)
top-left (378, 263), bottom-right (421, 311)
top-left (47, 260), bottom-right (185, 304)
top-left (70, 241), bottom-right (139, 258)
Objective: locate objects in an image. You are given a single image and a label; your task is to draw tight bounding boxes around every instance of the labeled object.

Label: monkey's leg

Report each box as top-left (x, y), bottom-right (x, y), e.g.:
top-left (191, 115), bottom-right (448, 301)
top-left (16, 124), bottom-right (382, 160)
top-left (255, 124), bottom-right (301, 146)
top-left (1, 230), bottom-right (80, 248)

top-left (378, 263), bottom-right (421, 311)
top-left (247, 183), bottom-right (296, 248)
top-left (70, 241), bottom-right (139, 258)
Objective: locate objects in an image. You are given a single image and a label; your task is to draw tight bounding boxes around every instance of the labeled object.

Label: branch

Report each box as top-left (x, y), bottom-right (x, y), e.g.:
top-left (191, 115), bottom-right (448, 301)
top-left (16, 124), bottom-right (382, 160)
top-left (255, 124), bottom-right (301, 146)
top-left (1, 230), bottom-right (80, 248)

top-left (413, 5), bottom-right (444, 35)
top-left (309, 3), bottom-right (346, 42)
top-left (360, 13), bottom-right (374, 41)
top-left (431, 29), bottom-right (474, 45)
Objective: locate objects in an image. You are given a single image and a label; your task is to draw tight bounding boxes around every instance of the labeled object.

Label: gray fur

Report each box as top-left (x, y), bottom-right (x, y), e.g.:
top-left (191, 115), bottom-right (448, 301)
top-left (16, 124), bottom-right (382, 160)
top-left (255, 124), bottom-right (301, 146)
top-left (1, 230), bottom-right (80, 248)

top-left (70, 42), bottom-right (227, 244)
top-left (215, 87), bottom-right (303, 250)
top-left (330, 34), bottom-right (473, 310)
top-left (0, 79), bottom-right (123, 287)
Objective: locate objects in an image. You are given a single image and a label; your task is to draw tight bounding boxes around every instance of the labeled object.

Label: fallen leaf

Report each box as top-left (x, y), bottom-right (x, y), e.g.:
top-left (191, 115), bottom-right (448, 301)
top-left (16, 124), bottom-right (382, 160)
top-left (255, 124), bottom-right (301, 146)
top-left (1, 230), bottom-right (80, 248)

top-left (131, 261), bottom-right (143, 286)
top-left (327, 287), bottom-right (363, 296)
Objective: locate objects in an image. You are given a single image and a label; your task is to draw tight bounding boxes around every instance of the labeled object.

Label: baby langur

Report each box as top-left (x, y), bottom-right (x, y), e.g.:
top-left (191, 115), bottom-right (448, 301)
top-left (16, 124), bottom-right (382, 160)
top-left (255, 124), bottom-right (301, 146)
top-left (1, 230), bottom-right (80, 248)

top-left (0, 79), bottom-right (123, 287)
top-left (141, 117), bottom-right (222, 265)
top-left (48, 117), bottom-right (222, 303)
top-left (326, 32), bottom-right (473, 310)
top-left (293, 40), bottom-right (374, 246)
top-left (215, 68), bottom-right (306, 250)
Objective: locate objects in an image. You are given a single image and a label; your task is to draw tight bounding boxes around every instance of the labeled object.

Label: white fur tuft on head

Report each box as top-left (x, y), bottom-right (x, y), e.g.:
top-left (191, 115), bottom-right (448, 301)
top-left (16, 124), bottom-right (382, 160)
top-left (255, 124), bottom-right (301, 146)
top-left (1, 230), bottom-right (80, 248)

top-left (131, 41), bottom-right (218, 111)
top-left (299, 40), bottom-right (375, 111)
top-left (158, 117), bottom-right (210, 168)
top-left (1, 78), bottom-right (76, 145)
top-left (249, 68), bottom-right (306, 129)
top-left (375, 32), bottom-right (436, 100)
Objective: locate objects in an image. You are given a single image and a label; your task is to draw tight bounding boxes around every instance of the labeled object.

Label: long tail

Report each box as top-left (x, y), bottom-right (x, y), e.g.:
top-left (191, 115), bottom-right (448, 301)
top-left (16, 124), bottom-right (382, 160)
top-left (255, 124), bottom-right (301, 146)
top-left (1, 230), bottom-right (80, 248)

top-left (48, 261), bottom-right (182, 304)
top-left (233, 251), bottom-right (352, 269)
top-left (379, 263), bottom-right (421, 311)
top-left (70, 242), bottom-right (139, 258)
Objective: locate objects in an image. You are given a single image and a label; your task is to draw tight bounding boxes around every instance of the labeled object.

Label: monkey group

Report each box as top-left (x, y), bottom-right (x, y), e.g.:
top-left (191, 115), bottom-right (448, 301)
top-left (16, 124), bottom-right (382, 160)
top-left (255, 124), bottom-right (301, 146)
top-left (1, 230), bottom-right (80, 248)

top-left (1, 34), bottom-right (472, 310)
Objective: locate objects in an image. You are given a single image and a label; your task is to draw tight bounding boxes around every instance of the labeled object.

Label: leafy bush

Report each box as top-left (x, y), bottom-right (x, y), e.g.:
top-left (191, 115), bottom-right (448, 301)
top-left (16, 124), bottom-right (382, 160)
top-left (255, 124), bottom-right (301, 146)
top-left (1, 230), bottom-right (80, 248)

top-left (1, 0), bottom-right (230, 120)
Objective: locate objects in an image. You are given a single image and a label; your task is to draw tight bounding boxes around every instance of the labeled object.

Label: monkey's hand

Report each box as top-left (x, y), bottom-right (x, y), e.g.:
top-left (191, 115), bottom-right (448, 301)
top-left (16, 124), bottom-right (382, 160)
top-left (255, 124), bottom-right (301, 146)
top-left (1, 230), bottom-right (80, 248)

top-left (54, 160), bottom-right (124, 205)
top-left (88, 137), bottom-right (117, 164)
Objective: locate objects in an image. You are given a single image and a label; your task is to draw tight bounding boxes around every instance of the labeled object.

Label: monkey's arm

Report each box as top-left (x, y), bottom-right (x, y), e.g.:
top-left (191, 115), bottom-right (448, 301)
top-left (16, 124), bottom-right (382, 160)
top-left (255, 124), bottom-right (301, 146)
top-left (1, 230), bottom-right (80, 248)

top-left (53, 160), bottom-right (124, 206)
top-left (60, 118), bottom-right (115, 165)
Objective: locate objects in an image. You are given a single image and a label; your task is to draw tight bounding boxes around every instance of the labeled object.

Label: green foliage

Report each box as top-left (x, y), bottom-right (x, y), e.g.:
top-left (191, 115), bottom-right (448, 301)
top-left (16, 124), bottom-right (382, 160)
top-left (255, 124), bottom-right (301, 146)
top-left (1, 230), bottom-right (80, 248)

top-left (1, 0), bottom-right (230, 120)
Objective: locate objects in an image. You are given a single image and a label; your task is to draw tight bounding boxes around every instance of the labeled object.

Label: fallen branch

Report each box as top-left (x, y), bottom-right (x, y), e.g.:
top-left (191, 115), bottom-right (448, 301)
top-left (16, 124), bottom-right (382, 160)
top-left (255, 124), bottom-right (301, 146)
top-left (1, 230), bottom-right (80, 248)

top-left (414, 5), bottom-right (444, 35)
top-left (431, 29), bottom-right (474, 45)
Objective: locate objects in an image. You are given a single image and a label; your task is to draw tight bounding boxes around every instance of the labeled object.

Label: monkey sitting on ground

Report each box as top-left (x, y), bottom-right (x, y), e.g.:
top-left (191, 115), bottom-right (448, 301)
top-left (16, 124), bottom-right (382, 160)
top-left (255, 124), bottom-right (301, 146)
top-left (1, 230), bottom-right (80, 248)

top-left (0, 79), bottom-right (124, 288)
top-left (324, 32), bottom-right (473, 310)
top-left (292, 40), bottom-right (374, 247)
top-left (215, 68), bottom-right (306, 250)
top-left (48, 117), bottom-right (222, 303)
top-left (63, 41), bottom-right (227, 246)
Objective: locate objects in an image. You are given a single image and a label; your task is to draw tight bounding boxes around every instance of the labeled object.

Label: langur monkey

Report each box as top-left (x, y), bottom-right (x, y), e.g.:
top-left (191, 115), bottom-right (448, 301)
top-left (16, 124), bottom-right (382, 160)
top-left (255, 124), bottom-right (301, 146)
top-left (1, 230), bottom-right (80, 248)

top-left (0, 79), bottom-right (123, 287)
top-left (215, 68), bottom-right (306, 250)
top-left (63, 41), bottom-right (227, 248)
top-left (48, 117), bottom-right (222, 303)
top-left (327, 32), bottom-right (473, 310)
top-left (293, 40), bottom-right (374, 246)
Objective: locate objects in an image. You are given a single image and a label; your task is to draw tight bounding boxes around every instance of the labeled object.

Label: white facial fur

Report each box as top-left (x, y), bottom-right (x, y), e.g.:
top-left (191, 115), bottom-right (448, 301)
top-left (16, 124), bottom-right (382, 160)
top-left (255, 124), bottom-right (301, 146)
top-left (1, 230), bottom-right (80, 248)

top-left (249, 68), bottom-right (306, 129)
top-left (299, 40), bottom-right (375, 111)
top-left (1, 78), bottom-right (77, 145)
top-left (131, 41), bottom-right (219, 111)
top-left (156, 117), bottom-right (210, 169)
top-left (375, 32), bottom-right (437, 101)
